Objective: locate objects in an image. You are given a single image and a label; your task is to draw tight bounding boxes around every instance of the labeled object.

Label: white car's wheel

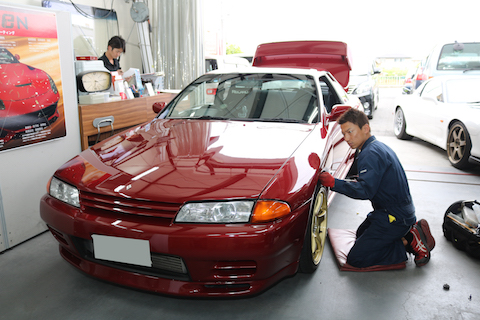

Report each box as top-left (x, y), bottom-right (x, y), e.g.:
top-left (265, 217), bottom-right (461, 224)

top-left (393, 107), bottom-right (413, 140)
top-left (447, 121), bottom-right (472, 169)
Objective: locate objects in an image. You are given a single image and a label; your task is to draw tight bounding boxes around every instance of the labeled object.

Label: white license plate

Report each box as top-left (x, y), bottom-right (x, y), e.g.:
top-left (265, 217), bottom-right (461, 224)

top-left (92, 235), bottom-right (152, 267)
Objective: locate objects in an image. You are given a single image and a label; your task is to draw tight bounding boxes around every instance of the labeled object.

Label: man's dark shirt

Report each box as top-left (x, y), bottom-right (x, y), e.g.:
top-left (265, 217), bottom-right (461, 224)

top-left (98, 53), bottom-right (120, 72)
top-left (332, 135), bottom-right (416, 225)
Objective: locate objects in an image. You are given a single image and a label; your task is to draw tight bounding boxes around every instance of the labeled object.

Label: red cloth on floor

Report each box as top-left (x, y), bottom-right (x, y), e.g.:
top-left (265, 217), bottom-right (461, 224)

top-left (328, 228), bottom-right (406, 272)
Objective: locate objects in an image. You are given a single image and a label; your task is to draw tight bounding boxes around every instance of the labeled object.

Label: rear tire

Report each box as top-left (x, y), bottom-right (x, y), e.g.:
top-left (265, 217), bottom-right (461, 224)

top-left (394, 107), bottom-right (413, 140)
top-left (299, 186), bottom-right (328, 273)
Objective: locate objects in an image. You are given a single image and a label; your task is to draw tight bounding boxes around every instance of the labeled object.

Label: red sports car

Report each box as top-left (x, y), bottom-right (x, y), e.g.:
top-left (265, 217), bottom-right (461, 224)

top-left (0, 47), bottom-right (60, 143)
top-left (40, 41), bottom-right (361, 297)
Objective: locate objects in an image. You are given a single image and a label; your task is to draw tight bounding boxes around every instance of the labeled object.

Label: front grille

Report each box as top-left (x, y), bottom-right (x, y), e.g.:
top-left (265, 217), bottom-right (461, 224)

top-left (71, 236), bottom-right (190, 281)
top-left (80, 191), bottom-right (181, 219)
top-left (151, 254), bottom-right (188, 274)
top-left (0, 102), bottom-right (58, 131)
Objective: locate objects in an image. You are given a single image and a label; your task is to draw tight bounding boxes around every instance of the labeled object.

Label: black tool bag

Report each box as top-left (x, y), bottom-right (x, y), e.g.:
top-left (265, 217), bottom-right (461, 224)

top-left (443, 200), bottom-right (480, 259)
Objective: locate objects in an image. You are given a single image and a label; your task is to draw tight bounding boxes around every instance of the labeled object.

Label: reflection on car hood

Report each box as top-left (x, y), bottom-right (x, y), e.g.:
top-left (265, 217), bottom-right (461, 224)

top-left (0, 63), bottom-right (51, 100)
top-left (79, 119), bottom-right (314, 203)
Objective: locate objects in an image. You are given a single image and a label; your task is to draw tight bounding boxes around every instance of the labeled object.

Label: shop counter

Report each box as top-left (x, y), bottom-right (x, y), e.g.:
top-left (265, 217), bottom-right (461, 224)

top-left (78, 93), bottom-right (176, 150)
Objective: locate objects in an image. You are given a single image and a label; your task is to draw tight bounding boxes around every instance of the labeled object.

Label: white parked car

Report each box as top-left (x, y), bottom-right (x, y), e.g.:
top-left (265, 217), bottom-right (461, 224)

top-left (394, 75), bottom-right (480, 169)
top-left (410, 41), bottom-right (480, 92)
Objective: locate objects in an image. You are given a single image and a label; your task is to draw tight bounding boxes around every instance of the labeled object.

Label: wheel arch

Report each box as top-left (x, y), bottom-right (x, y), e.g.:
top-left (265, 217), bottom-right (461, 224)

top-left (447, 118), bottom-right (464, 130)
top-left (446, 119), bottom-right (471, 143)
top-left (445, 118), bottom-right (463, 146)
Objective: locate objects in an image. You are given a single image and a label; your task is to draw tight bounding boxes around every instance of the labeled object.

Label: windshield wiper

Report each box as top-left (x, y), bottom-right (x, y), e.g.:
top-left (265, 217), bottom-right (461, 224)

top-left (463, 67), bottom-right (480, 73)
top-left (193, 116), bottom-right (229, 120)
top-left (256, 118), bottom-right (306, 123)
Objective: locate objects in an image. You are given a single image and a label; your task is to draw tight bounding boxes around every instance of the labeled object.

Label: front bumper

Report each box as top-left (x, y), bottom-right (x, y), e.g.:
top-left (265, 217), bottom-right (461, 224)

top-left (0, 102), bottom-right (59, 142)
top-left (356, 94), bottom-right (374, 107)
top-left (40, 194), bottom-right (310, 297)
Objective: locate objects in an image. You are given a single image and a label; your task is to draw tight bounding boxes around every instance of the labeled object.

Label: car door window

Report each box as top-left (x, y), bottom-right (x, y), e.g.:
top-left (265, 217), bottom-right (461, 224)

top-left (421, 80), bottom-right (443, 102)
top-left (318, 76), bottom-right (342, 113)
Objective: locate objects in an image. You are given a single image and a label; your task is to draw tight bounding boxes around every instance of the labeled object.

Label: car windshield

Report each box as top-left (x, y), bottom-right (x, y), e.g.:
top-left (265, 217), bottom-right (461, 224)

top-left (446, 78), bottom-right (480, 103)
top-left (0, 48), bottom-right (18, 64)
top-left (166, 73), bottom-right (319, 123)
top-left (438, 43), bottom-right (480, 70)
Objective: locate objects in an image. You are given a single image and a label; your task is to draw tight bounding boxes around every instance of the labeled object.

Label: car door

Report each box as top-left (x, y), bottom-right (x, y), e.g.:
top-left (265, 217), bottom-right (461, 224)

top-left (318, 75), bottom-right (352, 178)
top-left (413, 79), bottom-right (445, 146)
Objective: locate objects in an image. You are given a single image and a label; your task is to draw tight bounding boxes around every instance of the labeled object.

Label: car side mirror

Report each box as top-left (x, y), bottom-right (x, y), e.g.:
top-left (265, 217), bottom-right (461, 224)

top-left (152, 102), bottom-right (166, 113)
top-left (327, 105), bottom-right (351, 122)
top-left (15, 54), bottom-right (20, 60)
top-left (422, 96), bottom-right (440, 103)
top-left (403, 87), bottom-right (412, 95)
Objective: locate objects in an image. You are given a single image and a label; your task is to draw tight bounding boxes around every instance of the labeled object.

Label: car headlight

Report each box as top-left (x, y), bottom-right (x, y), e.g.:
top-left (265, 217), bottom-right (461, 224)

top-left (354, 82), bottom-right (371, 95)
top-left (47, 74), bottom-right (58, 94)
top-left (175, 200), bottom-right (291, 224)
top-left (49, 176), bottom-right (80, 207)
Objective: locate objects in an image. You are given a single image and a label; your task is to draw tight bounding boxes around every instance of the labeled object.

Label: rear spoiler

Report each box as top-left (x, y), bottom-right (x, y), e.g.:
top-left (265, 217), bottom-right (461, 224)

top-left (253, 41), bottom-right (352, 89)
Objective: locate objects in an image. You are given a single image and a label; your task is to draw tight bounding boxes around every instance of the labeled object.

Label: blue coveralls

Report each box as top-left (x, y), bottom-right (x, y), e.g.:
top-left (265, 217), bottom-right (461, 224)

top-left (332, 136), bottom-right (416, 267)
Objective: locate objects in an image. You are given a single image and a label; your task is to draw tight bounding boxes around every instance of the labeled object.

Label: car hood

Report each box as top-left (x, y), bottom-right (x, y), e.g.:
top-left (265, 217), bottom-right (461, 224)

top-left (73, 119), bottom-right (314, 203)
top-left (349, 74), bottom-right (370, 86)
top-left (0, 63), bottom-right (51, 100)
top-left (253, 41), bottom-right (352, 88)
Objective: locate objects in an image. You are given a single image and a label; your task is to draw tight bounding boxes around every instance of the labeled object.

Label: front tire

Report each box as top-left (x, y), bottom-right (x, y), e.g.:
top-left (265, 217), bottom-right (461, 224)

top-left (299, 186), bottom-right (328, 273)
top-left (394, 107), bottom-right (413, 140)
top-left (447, 121), bottom-right (472, 169)
top-left (364, 101), bottom-right (373, 119)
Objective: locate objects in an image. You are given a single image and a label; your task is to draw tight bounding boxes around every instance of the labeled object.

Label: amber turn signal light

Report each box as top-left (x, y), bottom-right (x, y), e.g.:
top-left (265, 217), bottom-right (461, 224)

top-left (251, 200), bottom-right (291, 223)
top-left (46, 176), bottom-right (53, 193)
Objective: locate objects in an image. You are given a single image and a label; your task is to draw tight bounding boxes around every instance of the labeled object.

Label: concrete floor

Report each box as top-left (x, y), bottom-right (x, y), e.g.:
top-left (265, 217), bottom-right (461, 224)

top-left (2, 89), bottom-right (480, 320)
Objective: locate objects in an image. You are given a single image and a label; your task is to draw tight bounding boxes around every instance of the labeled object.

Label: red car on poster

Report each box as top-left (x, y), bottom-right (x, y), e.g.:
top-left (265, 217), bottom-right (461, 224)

top-left (40, 41), bottom-right (361, 297)
top-left (0, 47), bottom-right (60, 144)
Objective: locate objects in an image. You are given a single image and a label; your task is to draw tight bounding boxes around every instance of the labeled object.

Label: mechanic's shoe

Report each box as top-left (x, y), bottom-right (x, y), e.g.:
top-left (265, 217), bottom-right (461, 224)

top-left (416, 219), bottom-right (435, 251)
top-left (409, 224), bottom-right (431, 267)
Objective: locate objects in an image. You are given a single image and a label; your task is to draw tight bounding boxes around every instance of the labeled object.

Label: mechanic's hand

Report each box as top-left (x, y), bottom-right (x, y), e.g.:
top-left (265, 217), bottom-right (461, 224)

top-left (319, 171), bottom-right (335, 188)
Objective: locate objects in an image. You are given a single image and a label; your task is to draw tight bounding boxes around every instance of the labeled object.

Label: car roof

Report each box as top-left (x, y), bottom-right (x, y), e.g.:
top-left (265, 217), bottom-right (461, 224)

top-left (427, 41), bottom-right (480, 55)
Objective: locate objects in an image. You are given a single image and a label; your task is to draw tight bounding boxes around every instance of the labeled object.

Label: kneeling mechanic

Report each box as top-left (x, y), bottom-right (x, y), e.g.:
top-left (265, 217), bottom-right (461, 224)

top-left (319, 108), bottom-right (435, 268)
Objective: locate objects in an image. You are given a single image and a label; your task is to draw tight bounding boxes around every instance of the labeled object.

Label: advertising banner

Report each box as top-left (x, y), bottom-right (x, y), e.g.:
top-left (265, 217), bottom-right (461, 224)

top-left (0, 5), bottom-right (66, 152)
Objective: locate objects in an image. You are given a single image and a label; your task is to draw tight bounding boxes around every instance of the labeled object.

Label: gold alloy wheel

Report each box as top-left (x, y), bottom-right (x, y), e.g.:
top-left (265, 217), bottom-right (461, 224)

top-left (310, 187), bottom-right (328, 265)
